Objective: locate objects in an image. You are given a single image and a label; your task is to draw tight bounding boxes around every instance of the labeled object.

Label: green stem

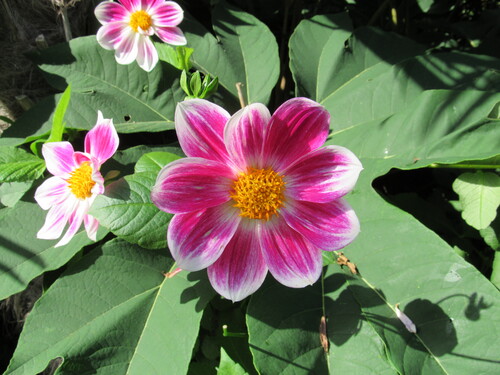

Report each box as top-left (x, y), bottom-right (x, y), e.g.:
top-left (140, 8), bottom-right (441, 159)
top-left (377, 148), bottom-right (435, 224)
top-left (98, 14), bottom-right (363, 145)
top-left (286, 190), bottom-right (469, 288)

top-left (222, 325), bottom-right (247, 338)
top-left (429, 163), bottom-right (500, 170)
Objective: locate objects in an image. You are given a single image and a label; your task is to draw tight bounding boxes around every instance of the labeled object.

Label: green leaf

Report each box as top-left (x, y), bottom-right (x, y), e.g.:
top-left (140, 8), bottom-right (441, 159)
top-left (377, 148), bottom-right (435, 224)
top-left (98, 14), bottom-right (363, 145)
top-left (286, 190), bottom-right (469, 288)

top-left (290, 17), bottom-right (500, 132)
top-left (46, 84), bottom-right (71, 143)
top-left (217, 348), bottom-right (248, 375)
top-left (248, 270), bottom-right (396, 374)
top-left (289, 13), bottom-right (353, 100)
top-left (155, 44), bottom-right (193, 70)
top-left (90, 151), bottom-right (179, 249)
top-left (0, 181), bottom-right (33, 207)
top-left (0, 95), bottom-right (56, 146)
top-left (452, 171), bottom-right (500, 230)
top-left (134, 151), bottom-right (181, 174)
top-left (185, 2), bottom-right (279, 105)
top-left (5, 239), bottom-right (215, 375)
top-left (29, 36), bottom-right (185, 134)
top-left (332, 90), bottom-right (500, 174)
top-left (280, 20), bottom-right (500, 375)
top-left (90, 152), bottom-right (180, 249)
top-left (491, 251), bottom-right (500, 289)
top-left (479, 218), bottom-right (500, 251)
top-left (248, 185), bottom-right (500, 374)
top-left (417, 0), bottom-right (435, 12)
top-left (0, 201), bottom-right (107, 301)
top-left (0, 146), bottom-right (45, 183)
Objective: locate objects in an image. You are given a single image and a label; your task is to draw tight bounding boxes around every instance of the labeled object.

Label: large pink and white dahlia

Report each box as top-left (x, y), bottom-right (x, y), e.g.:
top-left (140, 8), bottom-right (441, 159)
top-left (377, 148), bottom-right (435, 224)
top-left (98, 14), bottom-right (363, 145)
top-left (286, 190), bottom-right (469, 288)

top-left (152, 98), bottom-right (362, 301)
top-left (35, 111), bottom-right (119, 247)
top-left (95, 0), bottom-right (186, 72)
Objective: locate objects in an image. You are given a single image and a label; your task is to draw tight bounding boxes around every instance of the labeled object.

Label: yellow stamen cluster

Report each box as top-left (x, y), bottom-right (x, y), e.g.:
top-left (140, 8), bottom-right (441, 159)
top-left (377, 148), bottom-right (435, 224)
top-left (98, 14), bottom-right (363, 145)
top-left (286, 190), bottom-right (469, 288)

top-left (129, 10), bottom-right (152, 33)
top-left (67, 162), bottom-right (95, 199)
top-left (230, 168), bottom-right (286, 220)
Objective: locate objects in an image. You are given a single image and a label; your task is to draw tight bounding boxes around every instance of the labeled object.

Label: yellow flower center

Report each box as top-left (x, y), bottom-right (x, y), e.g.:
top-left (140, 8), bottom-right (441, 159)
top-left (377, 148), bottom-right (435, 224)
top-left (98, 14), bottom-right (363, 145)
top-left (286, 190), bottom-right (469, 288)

top-left (129, 10), bottom-right (152, 33)
top-left (67, 162), bottom-right (95, 199)
top-left (230, 168), bottom-right (286, 221)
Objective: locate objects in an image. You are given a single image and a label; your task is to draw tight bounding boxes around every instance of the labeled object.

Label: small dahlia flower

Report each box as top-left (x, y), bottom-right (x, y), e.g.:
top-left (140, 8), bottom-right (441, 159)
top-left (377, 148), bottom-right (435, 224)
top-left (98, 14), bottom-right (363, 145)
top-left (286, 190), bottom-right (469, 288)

top-left (152, 98), bottom-right (362, 301)
top-left (35, 111), bottom-right (119, 247)
top-left (95, 0), bottom-right (187, 72)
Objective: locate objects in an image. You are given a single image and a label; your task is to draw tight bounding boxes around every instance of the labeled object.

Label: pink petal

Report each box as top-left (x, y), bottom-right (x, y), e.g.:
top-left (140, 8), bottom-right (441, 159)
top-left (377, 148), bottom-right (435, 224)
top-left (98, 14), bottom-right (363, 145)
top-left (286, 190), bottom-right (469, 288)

top-left (175, 99), bottom-right (231, 163)
top-left (167, 203), bottom-right (241, 271)
top-left (35, 176), bottom-right (71, 210)
top-left (84, 111), bottom-right (119, 165)
top-left (136, 36), bottom-right (159, 71)
top-left (42, 142), bottom-right (76, 177)
top-left (120, 0), bottom-right (141, 12)
top-left (263, 98), bottom-right (330, 171)
top-left (208, 222), bottom-right (268, 302)
top-left (55, 200), bottom-right (89, 247)
top-left (224, 103), bottom-right (271, 169)
top-left (96, 22), bottom-right (128, 51)
top-left (37, 198), bottom-right (76, 240)
top-left (260, 219), bottom-right (323, 288)
top-left (281, 199), bottom-right (360, 252)
top-left (283, 145), bottom-right (362, 203)
top-left (84, 214), bottom-right (99, 241)
top-left (115, 29), bottom-right (140, 65)
top-left (151, 157), bottom-right (234, 214)
top-left (95, 1), bottom-right (128, 24)
top-left (150, 1), bottom-right (183, 26)
top-left (155, 26), bottom-right (187, 45)
top-left (90, 170), bottom-right (105, 195)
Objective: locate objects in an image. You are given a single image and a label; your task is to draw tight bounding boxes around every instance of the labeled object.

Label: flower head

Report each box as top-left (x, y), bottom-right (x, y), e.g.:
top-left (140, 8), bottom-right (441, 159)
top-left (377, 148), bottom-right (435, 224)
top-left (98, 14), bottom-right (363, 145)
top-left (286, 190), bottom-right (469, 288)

top-left (35, 111), bottom-right (119, 247)
top-left (95, 0), bottom-right (187, 72)
top-left (151, 98), bottom-right (362, 301)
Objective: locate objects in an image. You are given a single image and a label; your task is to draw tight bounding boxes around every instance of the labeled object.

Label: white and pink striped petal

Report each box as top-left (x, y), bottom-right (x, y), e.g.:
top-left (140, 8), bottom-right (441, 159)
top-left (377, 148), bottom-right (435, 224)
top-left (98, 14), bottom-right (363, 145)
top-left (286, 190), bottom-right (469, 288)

top-left (175, 99), bottom-right (231, 163)
top-left (284, 145), bottom-right (363, 203)
top-left (34, 176), bottom-right (71, 210)
top-left (260, 219), bottom-right (323, 288)
top-left (136, 36), bottom-right (159, 71)
top-left (37, 198), bottom-right (76, 241)
top-left (95, 1), bottom-right (128, 24)
top-left (208, 222), bottom-right (268, 302)
top-left (263, 97), bottom-right (330, 172)
top-left (56, 199), bottom-right (90, 247)
top-left (42, 142), bottom-right (77, 177)
top-left (84, 111), bottom-right (119, 165)
top-left (167, 203), bottom-right (241, 271)
top-left (84, 214), bottom-right (100, 241)
top-left (281, 199), bottom-right (360, 252)
top-left (151, 157), bottom-right (234, 214)
top-left (224, 103), bottom-right (270, 170)
top-left (150, 1), bottom-right (184, 26)
top-left (155, 26), bottom-right (187, 45)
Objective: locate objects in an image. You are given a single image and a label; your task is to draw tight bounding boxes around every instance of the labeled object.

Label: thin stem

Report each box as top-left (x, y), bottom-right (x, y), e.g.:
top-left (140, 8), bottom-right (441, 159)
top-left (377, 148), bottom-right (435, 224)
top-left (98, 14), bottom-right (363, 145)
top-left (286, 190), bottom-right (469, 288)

top-left (236, 82), bottom-right (246, 108)
top-left (429, 163), bottom-right (500, 170)
top-left (61, 6), bottom-right (72, 41)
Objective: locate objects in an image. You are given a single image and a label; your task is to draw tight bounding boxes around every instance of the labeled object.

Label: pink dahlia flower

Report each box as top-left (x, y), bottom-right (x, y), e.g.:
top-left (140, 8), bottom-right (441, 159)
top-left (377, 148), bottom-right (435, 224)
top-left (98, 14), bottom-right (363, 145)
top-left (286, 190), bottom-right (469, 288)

top-left (95, 0), bottom-right (187, 72)
top-left (151, 98), bottom-right (362, 301)
top-left (35, 111), bottom-right (119, 247)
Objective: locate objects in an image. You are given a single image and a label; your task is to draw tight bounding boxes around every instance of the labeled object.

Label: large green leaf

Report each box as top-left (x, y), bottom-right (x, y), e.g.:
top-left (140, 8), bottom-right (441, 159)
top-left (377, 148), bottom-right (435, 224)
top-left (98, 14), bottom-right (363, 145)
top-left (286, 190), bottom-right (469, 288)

top-left (452, 171), bottom-right (500, 230)
top-left (248, 178), bottom-right (500, 374)
top-left (0, 146), bottom-right (45, 182)
top-left (90, 152), bottom-right (180, 249)
top-left (185, 2), bottom-right (280, 106)
top-left (290, 15), bottom-right (500, 132)
top-left (0, 201), bottom-right (107, 301)
top-left (247, 16), bottom-right (500, 375)
top-left (5, 239), bottom-right (215, 375)
top-left (289, 13), bottom-right (353, 100)
top-left (27, 36), bottom-right (184, 134)
top-left (248, 271), bottom-right (396, 375)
